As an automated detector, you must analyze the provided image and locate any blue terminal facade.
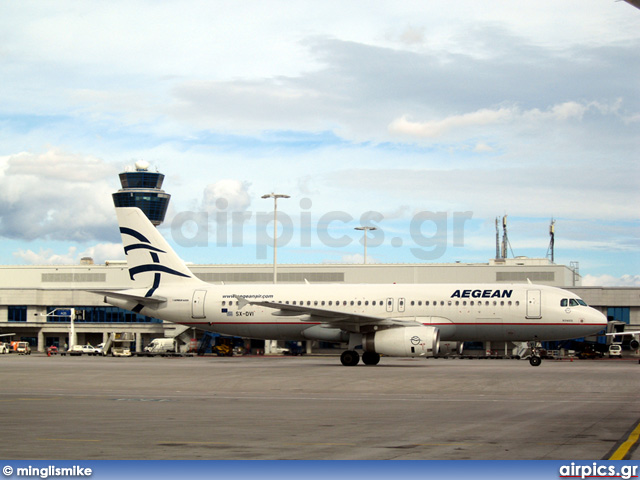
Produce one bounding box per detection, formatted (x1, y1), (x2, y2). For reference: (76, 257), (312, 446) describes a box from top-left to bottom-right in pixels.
(112, 162), (170, 226)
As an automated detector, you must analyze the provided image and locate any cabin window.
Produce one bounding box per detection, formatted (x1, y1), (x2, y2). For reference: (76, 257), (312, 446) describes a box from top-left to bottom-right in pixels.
(350, 301), (355, 306)
(365, 301), (369, 306)
(411, 300), (415, 306)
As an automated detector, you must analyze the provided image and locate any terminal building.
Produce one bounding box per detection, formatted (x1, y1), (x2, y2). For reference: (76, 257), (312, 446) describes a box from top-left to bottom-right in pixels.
(0, 164), (638, 356)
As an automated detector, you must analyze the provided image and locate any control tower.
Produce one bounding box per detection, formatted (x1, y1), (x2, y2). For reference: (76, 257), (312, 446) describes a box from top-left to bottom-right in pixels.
(112, 160), (171, 226)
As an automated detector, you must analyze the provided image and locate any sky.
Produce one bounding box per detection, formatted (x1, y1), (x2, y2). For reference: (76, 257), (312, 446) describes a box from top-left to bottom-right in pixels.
(0, 0), (638, 286)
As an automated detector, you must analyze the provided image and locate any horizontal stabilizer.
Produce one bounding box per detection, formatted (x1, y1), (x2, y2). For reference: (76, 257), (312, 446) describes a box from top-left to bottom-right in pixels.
(90, 290), (167, 305)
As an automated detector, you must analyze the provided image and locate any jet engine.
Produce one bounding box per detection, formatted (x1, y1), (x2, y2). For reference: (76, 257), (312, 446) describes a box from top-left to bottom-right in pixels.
(363, 325), (440, 357)
(630, 337), (639, 350)
(438, 341), (464, 356)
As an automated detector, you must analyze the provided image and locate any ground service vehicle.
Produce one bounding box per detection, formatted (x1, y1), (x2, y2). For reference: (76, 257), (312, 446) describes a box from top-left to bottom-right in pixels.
(66, 345), (101, 356)
(608, 344), (622, 358)
(144, 338), (177, 354)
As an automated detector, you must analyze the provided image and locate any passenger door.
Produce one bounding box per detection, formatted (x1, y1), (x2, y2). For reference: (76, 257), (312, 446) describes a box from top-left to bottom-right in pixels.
(192, 290), (207, 319)
(526, 290), (541, 319)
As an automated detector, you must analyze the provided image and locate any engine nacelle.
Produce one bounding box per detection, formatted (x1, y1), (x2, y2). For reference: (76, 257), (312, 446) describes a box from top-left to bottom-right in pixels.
(630, 337), (639, 350)
(363, 326), (440, 358)
(438, 341), (464, 356)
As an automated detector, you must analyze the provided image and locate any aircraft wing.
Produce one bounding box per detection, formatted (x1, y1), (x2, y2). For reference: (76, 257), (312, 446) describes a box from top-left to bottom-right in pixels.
(235, 296), (424, 331)
(90, 290), (167, 305)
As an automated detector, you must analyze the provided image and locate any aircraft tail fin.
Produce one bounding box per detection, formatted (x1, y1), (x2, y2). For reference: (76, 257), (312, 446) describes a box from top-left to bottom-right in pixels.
(115, 207), (204, 288)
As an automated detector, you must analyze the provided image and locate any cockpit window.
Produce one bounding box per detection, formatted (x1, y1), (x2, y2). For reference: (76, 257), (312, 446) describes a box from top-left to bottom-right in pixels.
(562, 298), (588, 307)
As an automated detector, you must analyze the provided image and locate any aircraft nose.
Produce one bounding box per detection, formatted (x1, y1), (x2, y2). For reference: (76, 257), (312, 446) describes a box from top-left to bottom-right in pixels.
(593, 308), (608, 327)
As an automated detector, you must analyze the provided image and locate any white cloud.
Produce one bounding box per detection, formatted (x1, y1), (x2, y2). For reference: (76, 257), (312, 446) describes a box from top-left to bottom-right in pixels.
(0, 148), (119, 241)
(327, 253), (379, 264)
(582, 274), (640, 287)
(201, 179), (252, 214)
(473, 142), (494, 153)
(13, 242), (124, 265)
(389, 107), (514, 138)
(0, 1), (637, 278)
(388, 101), (607, 139)
(13, 247), (78, 265)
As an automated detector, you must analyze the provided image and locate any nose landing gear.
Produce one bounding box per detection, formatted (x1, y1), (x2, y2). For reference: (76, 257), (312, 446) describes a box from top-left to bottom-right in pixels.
(528, 340), (542, 366)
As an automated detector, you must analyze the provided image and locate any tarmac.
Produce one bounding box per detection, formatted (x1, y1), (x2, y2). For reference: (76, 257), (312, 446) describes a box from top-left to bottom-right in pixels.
(0, 353), (638, 460)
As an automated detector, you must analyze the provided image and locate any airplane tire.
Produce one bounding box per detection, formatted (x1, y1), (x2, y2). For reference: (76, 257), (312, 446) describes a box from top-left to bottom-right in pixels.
(362, 351), (380, 366)
(340, 350), (360, 366)
(529, 355), (542, 367)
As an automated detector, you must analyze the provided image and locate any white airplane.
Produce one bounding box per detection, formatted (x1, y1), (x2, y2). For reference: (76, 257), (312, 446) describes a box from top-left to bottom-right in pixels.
(100, 207), (608, 367)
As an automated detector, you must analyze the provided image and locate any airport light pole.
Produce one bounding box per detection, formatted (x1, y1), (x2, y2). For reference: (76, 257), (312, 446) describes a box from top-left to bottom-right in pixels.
(354, 226), (377, 264)
(261, 193), (290, 284)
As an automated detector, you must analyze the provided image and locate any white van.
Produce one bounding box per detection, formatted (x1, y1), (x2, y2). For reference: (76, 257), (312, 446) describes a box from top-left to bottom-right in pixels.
(144, 338), (177, 354)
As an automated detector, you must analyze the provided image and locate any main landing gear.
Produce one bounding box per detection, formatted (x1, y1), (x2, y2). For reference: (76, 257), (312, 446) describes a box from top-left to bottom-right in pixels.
(340, 350), (381, 366)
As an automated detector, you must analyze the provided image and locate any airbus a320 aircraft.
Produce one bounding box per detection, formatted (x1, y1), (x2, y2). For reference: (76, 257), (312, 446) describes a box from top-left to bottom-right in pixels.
(100, 207), (607, 367)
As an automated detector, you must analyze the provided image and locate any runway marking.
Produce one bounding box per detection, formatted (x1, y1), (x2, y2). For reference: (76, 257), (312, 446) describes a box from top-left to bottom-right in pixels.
(0, 397), (61, 402)
(415, 443), (473, 446)
(282, 443), (356, 446)
(158, 441), (230, 445)
(609, 419), (640, 460)
(37, 438), (101, 443)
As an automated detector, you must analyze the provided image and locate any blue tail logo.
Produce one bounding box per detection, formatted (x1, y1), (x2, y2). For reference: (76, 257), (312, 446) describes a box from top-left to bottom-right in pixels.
(120, 226), (192, 296)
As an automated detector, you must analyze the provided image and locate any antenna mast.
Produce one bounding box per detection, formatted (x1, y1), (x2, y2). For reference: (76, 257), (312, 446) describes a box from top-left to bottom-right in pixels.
(546, 219), (555, 263)
(501, 215), (508, 259)
(495, 217), (500, 259)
